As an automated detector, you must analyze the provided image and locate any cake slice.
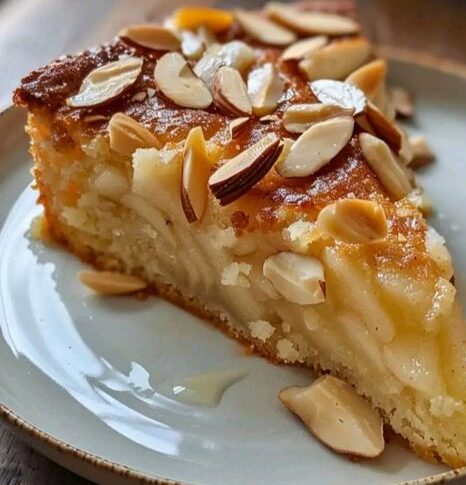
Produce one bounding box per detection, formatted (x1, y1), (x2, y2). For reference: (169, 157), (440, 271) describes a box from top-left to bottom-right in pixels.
(13, 2), (466, 468)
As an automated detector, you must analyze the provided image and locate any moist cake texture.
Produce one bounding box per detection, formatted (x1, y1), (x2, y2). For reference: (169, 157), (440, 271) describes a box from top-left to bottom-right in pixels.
(14, 1), (466, 468)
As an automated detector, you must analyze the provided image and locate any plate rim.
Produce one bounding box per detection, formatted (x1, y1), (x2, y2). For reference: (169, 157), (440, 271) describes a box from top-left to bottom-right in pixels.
(1, 51), (466, 485)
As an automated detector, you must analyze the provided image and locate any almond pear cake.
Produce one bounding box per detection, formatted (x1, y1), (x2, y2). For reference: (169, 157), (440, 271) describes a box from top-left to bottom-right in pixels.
(13, 0), (466, 469)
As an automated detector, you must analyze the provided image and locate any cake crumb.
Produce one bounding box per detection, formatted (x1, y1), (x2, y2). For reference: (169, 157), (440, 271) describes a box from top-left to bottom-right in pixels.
(221, 262), (252, 288)
(276, 338), (299, 361)
(248, 320), (275, 342)
(430, 395), (464, 418)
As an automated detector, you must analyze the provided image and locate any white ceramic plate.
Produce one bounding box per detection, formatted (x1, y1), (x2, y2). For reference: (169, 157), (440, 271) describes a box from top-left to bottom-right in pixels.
(0, 57), (466, 485)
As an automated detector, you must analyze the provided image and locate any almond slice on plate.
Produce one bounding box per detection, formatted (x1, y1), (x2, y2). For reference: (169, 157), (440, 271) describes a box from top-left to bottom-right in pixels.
(247, 63), (285, 116)
(67, 57), (143, 108)
(364, 101), (403, 153)
(345, 59), (387, 99)
(235, 9), (296, 46)
(78, 270), (147, 295)
(299, 38), (371, 81)
(229, 117), (250, 139)
(276, 116), (354, 178)
(409, 135), (435, 168)
(317, 199), (387, 244)
(171, 6), (234, 33)
(154, 52), (212, 109)
(281, 35), (328, 61)
(265, 2), (360, 36)
(108, 112), (161, 155)
(283, 103), (354, 133)
(181, 127), (210, 223)
(278, 375), (384, 458)
(118, 24), (180, 51)
(359, 132), (413, 200)
(214, 66), (252, 116)
(263, 252), (325, 305)
(209, 133), (283, 205)
(309, 79), (366, 115)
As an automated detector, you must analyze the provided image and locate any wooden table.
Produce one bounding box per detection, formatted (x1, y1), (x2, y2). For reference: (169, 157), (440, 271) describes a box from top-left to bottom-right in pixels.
(0, 0), (465, 483)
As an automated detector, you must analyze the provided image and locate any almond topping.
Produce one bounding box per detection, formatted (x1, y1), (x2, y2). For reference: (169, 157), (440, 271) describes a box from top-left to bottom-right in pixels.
(260, 114), (280, 122)
(213, 66), (252, 116)
(118, 24), (180, 51)
(276, 116), (354, 178)
(391, 87), (414, 118)
(67, 57), (143, 108)
(309, 79), (366, 115)
(409, 135), (435, 168)
(281, 35), (328, 61)
(300, 38), (371, 81)
(407, 188), (433, 217)
(247, 63), (285, 116)
(317, 199), (387, 244)
(364, 101), (403, 153)
(283, 103), (354, 133)
(209, 133), (283, 205)
(345, 59), (387, 99)
(171, 6), (234, 33)
(263, 252), (325, 305)
(359, 133), (413, 200)
(154, 52), (212, 109)
(265, 3), (360, 36)
(235, 10), (296, 46)
(229, 117), (250, 139)
(181, 127), (210, 223)
(180, 30), (205, 60)
(78, 270), (147, 295)
(278, 376), (384, 458)
(197, 26), (217, 48)
(108, 112), (161, 156)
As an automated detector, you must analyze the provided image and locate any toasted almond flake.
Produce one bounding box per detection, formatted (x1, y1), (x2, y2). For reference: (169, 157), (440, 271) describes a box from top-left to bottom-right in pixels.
(263, 252), (325, 305)
(193, 50), (224, 89)
(247, 63), (285, 116)
(131, 90), (147, 102)
(317, 199), (387, 244)
(214, 66), (252, 116)
(391, 87), (413, 118)
(181, 127), (210, 223)
(78, 270), (147, 295)
(146, 87), (156, 98)
(83, 114), (109, 123)
(300, 38), (371, 81)
(359, 133), (412, 200)
(67, 57), (143, 108)
(278, 376), (384, 458)
(345, 59), (387, 99)
(276, 116), (354, 178)
(198, 26), (217, 47)
(260, 114), (280, 122)
(265, 2), (360, 36)
(283, 103), (354, 133)
(209, 133), (283, 205)
(310, 79), (366, 115)
(407, 188), (434, 217)
(108, 112), (161, 156)
(355, 112), (376, 134)
(281, 35), (328, 61)
(235, 10), (296, 46)
(180, 30), (205, 60)
(229, 117), (250, 138)
(154, 52), (212, 109)
(409, 135), (435, 168)
(364, 101), (403, 152)
(118, 24), (180, 51)
(172, 6), (234, 33)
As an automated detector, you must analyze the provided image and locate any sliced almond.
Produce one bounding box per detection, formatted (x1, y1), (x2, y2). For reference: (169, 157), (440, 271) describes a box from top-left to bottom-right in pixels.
(180, 30), (205, 60)
(364, 101), (403, 153)
(67, 57), (143, 108)
(235, 10), (296, 46)
(154, 52), (212, 109)
(345, 59), (387, 99)
(83, 114), (109, 123)
(265, 2), (360, 36)
(198, 26), (217, 48)
(108, 112), (161, 156)
(209, 133), (283, 205)
(300, 38), (371, 81)
(283, 103), (354, 133)
(247, 63), (285, 116)
(409, 135), (435, 168)
(359, 132), (412, 200)
(193, 50), (224, 89)
(229, 117), (250, 139)
(278, 376), (384, 458)
(309, 79), (366, 115)
(214, 66), (252, 116)
(181, 127), (210, 223)
(78, 270), (147, 295)
(119, 24), (180, 51)
(317, 199), (387, 244)
(407, 188), (433, 217)
(263, 252), (325, 305)
(260, 114), (280, 122)
(281, 36), (328, 61)
(391, 87), (414, 118)
(171, 6), (234, 33)
(276, 116), (354, 178)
